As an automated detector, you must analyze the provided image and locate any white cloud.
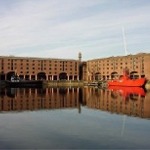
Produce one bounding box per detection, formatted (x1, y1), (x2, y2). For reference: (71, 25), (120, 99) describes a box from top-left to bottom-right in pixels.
(0, 0), (150, 59)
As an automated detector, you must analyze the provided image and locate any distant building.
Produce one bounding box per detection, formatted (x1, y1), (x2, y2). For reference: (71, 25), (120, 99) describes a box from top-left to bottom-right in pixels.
(0, 52), (150, 81)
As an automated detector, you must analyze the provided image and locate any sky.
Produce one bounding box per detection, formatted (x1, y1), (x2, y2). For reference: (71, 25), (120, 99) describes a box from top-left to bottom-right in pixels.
(0, 0), (150, 60)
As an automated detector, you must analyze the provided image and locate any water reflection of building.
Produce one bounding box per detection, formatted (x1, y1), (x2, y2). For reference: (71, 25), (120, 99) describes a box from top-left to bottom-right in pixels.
(0, 87), (150, 119)
(0, 88), (81, 112)
(84, 87), (150, 119)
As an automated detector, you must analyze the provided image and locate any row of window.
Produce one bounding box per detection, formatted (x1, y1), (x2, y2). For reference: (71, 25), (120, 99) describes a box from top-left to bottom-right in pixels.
(5, 62), (76, 67)
(2, 67), (75, 70)
(1, 66), (78, 71)
(90, 66), (144, 72)
(18, 71), (77, 75)
(3, 59), (77, 64)
(91, 61), (144, 67)
(90, 57), (144, 64)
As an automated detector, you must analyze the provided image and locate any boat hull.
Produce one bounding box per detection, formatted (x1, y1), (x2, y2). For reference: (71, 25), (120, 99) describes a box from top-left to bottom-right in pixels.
(5, 80), (43, 88)
(108, 78), (146, 87)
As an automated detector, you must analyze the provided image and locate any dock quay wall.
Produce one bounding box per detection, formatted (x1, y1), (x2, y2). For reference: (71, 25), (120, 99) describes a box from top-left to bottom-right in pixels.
(145, 80), (150, 90)
(43, 80), (84, 87)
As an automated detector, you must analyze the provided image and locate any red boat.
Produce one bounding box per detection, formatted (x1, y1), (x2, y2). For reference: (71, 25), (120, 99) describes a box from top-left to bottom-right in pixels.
(108, 68), (146, 87)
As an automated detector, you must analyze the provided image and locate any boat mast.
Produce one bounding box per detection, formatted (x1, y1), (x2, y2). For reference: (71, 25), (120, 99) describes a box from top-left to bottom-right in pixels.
(122, 27), (128, 55)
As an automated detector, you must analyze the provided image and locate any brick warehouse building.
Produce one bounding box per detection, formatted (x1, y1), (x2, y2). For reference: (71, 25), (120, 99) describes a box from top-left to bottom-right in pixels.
(0, 56), (80, 81)
(82, 53), (150, 81)
(0, 52), (150, 81)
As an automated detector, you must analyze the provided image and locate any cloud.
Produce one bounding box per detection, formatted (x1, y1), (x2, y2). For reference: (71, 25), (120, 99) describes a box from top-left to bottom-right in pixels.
(0, 0), (150, 59)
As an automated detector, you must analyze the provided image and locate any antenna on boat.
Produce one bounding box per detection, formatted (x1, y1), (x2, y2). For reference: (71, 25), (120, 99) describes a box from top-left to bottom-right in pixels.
(122, 27), (128, 55)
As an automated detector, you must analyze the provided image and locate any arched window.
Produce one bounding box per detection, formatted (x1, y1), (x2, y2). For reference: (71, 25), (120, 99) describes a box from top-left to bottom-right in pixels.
(130, 71), (139, 79)
(111, 72), (119, 79)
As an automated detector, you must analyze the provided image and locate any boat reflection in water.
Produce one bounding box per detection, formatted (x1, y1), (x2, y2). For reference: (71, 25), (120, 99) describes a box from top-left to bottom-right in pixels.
(0, 87), (150, 119)
(108, 86), (146, 99)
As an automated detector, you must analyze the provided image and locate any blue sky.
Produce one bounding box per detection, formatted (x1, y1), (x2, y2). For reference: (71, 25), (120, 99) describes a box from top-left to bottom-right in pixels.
(0, 0), (150, 60)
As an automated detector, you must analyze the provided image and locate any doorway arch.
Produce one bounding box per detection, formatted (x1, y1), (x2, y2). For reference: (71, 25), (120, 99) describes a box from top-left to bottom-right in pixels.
(6, 71), (15, 80)
(0, 73), (5, 80)
(59, 72), (67, 80)
(95, 72), (101, 81)
(37, 72), (46, 80)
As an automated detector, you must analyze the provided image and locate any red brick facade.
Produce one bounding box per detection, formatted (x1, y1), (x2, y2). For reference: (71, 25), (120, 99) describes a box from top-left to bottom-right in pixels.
(83, 53), (150, 81)
(0, 53), (150, 81)
(0, 56), (80, 81)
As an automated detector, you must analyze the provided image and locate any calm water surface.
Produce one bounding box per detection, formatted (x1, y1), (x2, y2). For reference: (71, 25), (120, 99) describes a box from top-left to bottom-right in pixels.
(0, 87), (150, 149)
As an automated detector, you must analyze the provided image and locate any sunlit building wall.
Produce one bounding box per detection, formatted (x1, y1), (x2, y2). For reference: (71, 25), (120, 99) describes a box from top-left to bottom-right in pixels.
(0, 53), (150, 81)
(84, 53), (150, 81)
(0, 56), (80, 81)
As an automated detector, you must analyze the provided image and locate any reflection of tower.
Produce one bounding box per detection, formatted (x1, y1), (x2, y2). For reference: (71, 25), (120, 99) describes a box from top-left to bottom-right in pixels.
(78, 52), (83, 80)
(78, 88), (83, 114)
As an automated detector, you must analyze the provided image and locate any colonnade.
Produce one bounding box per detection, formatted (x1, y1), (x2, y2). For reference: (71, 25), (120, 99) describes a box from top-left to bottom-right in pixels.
(0, 73), (80, 81)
